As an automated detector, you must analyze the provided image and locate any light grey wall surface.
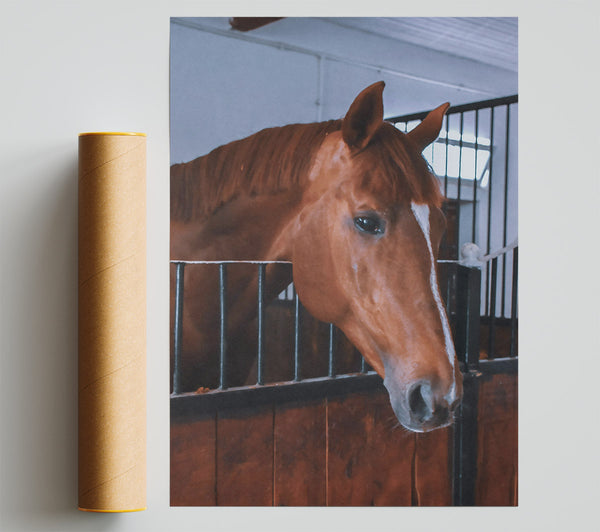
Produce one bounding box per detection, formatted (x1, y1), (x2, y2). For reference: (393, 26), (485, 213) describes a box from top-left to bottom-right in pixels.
(1, 2), (599, 532)
(170, 17), (518, 164)
(170, 22), (320, 164)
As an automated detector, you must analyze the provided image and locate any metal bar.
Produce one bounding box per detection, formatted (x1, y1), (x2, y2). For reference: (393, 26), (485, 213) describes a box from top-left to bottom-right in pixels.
(360, 355), (367, 373)
(444, 114), (450, 197)
(456, 112), (464, 247)
(219, 263), (228, 389)
(294, 289), (301, 381)
(485, 107), (495, 316)
(172, 262), (185, 395)
(501, 104), (511, 317)
(328, 323), (336, 377)
(510, 248), (519, 357)
(472, 109), (479, 243)
(171, 372), (381, 420)
(445, 262), (455, 321)
(455, 265), (482, 370)
(488, 257), (498, 359)
(430, 125), (435, 167)
(447, 94), (519, 115)
(257, 263), (266, 385)
(387, 94), (518, 123)
(172, 359), (516, 423)
(479, 356), (518, 375)
(440, 115), (451, 259)
(434, 137), (485, 151)
(453, 369), (480, 506)
(453, 265), (482, 505)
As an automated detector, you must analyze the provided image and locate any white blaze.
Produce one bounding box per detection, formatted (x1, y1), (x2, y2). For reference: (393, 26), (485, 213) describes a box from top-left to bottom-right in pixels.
(410, 202), (456, 399)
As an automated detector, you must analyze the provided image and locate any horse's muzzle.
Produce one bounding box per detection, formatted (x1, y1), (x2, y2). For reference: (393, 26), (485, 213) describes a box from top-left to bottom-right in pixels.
(385, 375), (462, 432)
(406, 380), (460, 430)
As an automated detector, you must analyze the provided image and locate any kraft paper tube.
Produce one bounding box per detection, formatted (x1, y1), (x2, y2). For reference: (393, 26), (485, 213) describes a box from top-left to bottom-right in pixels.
(78, 132), (146, 512)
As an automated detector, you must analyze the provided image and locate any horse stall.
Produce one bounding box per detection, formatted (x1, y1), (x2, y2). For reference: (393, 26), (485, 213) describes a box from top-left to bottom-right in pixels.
(169, 94), (518, 506)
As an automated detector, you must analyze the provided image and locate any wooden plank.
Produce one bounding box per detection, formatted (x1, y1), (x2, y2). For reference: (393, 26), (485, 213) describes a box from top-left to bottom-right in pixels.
(414, 428), (452, 506)
(476, 373), (518, 505)
(480, 320), (517, 359)
(327, 390), (414, 506)
(216, 404), (274, 505)
(273, 399), (327, 506)
(170, 414), (216, 506)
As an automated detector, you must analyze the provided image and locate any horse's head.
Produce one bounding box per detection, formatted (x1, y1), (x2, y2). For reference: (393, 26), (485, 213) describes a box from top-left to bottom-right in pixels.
(290, 82), (462, 432)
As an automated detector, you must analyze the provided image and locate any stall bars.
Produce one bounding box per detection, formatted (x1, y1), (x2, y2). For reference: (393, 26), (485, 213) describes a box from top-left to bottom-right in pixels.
(171, 260), (371, 397)
(170, 258), (517, 505)
(390, 94), (518, 330)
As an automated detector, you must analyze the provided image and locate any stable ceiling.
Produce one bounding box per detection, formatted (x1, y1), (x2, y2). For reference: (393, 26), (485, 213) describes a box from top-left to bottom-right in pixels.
(321, 18), (518, 73)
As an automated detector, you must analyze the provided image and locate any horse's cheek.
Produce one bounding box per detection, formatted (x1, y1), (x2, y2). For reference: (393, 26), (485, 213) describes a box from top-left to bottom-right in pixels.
(291, 228), (347, 324)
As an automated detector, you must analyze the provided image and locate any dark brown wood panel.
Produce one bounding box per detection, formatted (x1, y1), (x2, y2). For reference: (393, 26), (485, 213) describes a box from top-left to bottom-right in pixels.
(229, 17), (284, 32)
(216, 404), (274, 505)
(480, 321), (518, 359)
(476, 373), (518, 505)
(170, 414), (216, 506)
(170, 369), (517, 506)
(273, 399), (327, 506)
(327, 390), (414, 506)
(414, 428), (452, 506)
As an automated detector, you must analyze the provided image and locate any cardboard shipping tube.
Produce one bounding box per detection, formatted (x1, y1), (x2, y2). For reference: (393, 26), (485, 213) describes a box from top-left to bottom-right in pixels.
(78, 132), (146, 512)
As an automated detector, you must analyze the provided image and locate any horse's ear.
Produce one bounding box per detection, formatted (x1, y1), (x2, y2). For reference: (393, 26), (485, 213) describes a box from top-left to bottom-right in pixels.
(342, 81), (385, 151)
(407, 102), (450, 152)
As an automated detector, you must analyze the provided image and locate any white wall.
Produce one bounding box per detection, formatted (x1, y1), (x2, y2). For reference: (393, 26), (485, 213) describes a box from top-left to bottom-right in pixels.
(170, 17), (517, 163)
(1, 2), (599, 532)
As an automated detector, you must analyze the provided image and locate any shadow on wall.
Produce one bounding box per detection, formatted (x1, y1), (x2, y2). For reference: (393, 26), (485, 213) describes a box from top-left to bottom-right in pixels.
(0, 144), (111, 528)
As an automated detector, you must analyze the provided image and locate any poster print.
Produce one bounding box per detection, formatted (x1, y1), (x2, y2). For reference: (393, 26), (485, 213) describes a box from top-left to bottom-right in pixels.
(169, 17), (518, 506)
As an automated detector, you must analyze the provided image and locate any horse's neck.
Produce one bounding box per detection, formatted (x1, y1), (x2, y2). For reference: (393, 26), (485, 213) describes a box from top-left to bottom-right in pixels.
(170, 189), (302, 261)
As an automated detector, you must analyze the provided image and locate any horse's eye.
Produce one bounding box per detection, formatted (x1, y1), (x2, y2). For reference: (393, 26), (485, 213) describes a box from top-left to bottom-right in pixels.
(353, 215), (385, 235)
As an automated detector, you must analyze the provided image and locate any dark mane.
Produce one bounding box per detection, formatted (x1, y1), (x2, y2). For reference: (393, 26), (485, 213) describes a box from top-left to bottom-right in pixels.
(171, 119), (342, 222)
(355, 122), (444, 208)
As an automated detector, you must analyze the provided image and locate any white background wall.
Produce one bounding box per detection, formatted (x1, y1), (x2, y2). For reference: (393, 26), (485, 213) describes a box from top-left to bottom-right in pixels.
(170, 17), (517, 164)
(1, 2), (599, 532)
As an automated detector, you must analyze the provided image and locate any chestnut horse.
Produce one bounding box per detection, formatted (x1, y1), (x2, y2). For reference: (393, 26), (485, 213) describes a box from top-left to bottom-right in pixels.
(170, 81), (462, 432)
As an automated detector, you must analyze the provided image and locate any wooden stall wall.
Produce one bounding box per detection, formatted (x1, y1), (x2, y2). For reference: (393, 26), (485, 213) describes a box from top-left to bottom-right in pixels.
(476, 373), (518, 506)
(171, 372), (516, 506)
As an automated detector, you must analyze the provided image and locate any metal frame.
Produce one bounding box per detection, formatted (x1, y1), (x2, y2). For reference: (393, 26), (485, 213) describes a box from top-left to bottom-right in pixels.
(387, 95), (518, 123)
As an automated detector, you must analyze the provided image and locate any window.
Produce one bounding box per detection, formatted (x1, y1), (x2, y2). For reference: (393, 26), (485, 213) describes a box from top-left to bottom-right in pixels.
(395, 122), (491, 187)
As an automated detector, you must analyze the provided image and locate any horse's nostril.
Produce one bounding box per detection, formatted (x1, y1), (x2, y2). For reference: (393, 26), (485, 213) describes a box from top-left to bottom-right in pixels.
(408, 381), (434, 423)
(407, 381), (456, 426)
(436, 406), (450, 425)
